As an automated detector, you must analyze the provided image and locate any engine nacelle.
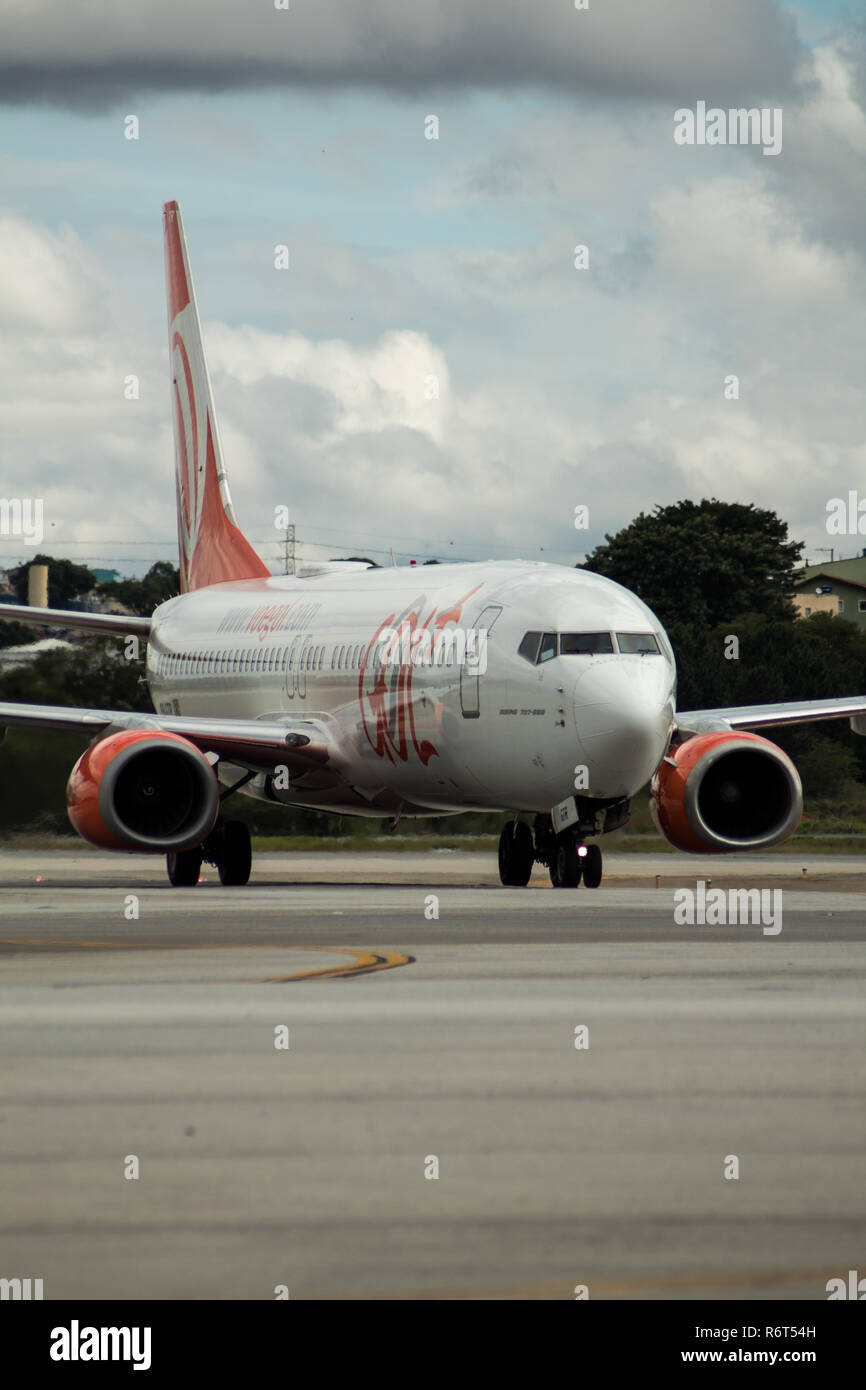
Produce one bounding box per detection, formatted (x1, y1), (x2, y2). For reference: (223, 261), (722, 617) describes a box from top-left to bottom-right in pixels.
(67, 729), (220, 853)
(650, 730), (802, 853)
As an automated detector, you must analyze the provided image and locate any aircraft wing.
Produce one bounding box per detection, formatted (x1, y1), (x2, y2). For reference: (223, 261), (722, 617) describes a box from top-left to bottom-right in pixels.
(676, 696), (866, 736)
(0, 603), (151, 637)
(0, 701), (332, 772)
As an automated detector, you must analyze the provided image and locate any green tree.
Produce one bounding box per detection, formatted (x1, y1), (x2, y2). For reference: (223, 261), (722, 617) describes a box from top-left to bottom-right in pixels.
(0, 618), (40, 649)
(97, 561), (180, 616)
(581, 499), (802, 632)
(7, 554), (98, 608)
(0, 639), (150, 712)
(0, 639), (152, 833)
(690, 612), (866, 795)
(580, 502), (866, 798)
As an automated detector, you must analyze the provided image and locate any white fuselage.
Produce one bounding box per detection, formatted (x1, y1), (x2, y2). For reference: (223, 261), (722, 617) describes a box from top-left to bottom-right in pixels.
(146, 561), (677, 817)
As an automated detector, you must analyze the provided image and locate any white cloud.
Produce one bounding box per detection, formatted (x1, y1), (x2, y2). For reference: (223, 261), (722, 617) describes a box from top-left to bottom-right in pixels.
(0, 213), (104, 331)
(2, 25), (866, 577)
(207, 323), (451, 445)
(651, 175), (851, 308)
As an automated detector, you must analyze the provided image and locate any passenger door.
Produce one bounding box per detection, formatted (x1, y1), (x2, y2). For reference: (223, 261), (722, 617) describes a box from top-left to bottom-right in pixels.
(460, 605), (502, 718)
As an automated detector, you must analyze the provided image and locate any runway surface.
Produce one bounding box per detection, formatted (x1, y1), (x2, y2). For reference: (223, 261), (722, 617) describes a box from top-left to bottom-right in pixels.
(1, 851), (864, 1300)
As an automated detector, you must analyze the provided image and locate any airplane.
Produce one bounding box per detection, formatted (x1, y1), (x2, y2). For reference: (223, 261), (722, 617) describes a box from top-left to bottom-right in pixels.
(2, 200), (866, 891)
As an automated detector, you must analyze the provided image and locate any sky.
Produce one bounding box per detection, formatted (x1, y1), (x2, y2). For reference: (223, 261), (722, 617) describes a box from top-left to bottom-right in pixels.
(0, 0), (864, 577)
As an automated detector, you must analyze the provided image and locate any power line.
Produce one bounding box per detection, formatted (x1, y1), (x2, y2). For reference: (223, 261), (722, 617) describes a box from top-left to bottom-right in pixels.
(0, 525), (578, 568)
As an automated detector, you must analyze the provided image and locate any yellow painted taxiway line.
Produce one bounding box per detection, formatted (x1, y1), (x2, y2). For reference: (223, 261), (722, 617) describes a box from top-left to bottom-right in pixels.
(0, 938), (415, 982)
(261, 947), (414, 982)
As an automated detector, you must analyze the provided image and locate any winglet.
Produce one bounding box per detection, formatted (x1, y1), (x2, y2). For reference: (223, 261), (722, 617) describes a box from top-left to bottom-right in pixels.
(163, 201), (270, 592)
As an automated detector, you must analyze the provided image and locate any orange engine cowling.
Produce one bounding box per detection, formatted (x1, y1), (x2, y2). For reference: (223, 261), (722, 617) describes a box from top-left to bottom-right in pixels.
(650, 730), (802, 854)
(67, 729), (220, 853)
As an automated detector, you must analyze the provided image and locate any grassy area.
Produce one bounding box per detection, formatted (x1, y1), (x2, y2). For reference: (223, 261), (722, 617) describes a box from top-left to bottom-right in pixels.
(608, 833), (866, 855)
(4, 829), (866, 855)
(249, 835), (501, 853)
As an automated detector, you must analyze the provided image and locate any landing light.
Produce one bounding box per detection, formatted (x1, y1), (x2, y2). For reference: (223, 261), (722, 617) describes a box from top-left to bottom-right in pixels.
(577, 845), (588, 857)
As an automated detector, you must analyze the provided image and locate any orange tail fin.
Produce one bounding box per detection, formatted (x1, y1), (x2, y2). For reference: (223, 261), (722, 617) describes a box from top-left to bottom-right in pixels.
(163, 201), (270, 592)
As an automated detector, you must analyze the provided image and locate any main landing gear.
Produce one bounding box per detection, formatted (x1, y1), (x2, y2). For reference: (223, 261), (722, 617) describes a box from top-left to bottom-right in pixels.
(166, 767), (256, 888)
(166, 819), (252, 887)
(497, 812), (607, 889)
(498, 820), (535, 886)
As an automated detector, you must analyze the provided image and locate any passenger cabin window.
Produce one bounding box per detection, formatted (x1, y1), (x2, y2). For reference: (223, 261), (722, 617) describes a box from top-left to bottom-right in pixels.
(615, 632), (660, 655)
(560, 632), (614, 655)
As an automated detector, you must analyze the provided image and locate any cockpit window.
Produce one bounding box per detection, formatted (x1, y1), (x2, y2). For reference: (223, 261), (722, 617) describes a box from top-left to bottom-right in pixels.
(520, 628), (663, 664)
(560, 632), (614, 655)
(616, 632), (660, 654)
(517, 631), (542, 664)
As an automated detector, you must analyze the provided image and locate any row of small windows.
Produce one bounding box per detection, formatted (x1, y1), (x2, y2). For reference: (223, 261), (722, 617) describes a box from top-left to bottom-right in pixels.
(803, 600), (866, 616)
(517, 630), (662, 664)
(154, 642), (369, 679)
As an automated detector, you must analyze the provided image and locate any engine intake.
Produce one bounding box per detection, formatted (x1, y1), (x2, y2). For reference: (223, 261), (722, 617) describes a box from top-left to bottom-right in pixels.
(650, 730), (802, 853)
(67, 729), (220, 852)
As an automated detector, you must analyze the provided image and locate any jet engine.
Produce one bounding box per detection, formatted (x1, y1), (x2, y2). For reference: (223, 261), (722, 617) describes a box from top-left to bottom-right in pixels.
(67, 729), (220, 852)
(650, 730), (802, 853)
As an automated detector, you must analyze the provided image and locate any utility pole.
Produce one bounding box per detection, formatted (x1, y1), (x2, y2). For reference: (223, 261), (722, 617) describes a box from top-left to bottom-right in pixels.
(283, 523), (296, 576)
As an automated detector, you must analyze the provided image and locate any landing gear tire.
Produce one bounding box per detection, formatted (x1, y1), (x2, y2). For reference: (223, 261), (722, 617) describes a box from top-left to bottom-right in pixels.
(582, 843), (603, 889)
(166, 845), (202, 887)
(551, 838), (581, 888)
(216, 820), (252, 886)
(498, 821), (534, 887)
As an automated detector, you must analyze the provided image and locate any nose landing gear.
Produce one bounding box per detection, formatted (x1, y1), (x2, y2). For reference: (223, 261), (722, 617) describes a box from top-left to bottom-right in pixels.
(553, 837), (582, 887)
(549, 835), (602, 888)
(581, 842), (603, 889)
(497, 814), (604, 888)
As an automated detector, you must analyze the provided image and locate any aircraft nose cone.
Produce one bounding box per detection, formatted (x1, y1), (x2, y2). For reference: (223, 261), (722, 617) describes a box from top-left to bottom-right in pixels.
(574, 659), (673, 790)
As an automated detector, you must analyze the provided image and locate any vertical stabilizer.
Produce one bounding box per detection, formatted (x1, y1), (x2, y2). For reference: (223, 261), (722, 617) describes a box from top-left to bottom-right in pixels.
(163, 201), (270, 592)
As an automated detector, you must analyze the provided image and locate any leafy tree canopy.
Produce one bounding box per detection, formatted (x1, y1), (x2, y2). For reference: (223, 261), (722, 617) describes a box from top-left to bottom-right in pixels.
(581, 499), (803, 633)
(0, 619), (41, 649)
(7, 554), (98, 608)
(0, 640), (150, 712)
(97, 561), (180, 616)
